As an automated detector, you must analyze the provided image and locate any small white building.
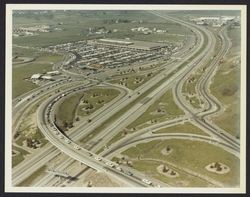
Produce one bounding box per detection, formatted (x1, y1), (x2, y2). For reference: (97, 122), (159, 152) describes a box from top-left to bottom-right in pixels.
(31, 73), (42, 80)
(47, 70), (60, 76)
(41, 75), (53, 80)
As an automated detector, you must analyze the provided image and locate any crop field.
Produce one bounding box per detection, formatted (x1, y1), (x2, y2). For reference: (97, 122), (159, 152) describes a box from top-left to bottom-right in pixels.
(121, 139), (240, 187)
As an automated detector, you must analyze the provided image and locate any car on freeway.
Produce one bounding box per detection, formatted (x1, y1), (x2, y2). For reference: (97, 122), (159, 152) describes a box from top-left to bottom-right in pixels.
(59, 135), (64, 139)
(105, 161), (115, 168)
(124, 171), (133, 176)
(65, 139), (71, 144)
(88, 152), (93, 156)
(74, 145), (81, 150)
(142, 179), (152, 185)
(115, 166), (123, 172)
(94, 156), (102, 161)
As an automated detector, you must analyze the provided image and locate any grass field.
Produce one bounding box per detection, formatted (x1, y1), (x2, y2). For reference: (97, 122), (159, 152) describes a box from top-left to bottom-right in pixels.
(122, 139), (240, 187)
(76, 88), (120, 117)
(12, 50), (63, 98)
(109, 71), (161, 90)
(130, 160), (213, 187)
(210, 27), (240, 136)
(56, 92), (85, 129)
(127, 90), (184, 130)
(15, 97), (49, 149)
(56, 88), (120, 130)
(13, 10), (191, 47)
(154, 122), (208, 136)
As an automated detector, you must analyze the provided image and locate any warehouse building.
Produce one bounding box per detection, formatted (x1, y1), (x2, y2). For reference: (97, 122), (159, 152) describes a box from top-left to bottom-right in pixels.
(94, 39), (168, 51)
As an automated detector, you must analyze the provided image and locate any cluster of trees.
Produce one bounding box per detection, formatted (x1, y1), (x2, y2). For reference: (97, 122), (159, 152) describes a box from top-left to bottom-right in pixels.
(162, 165), (176, 175)
(26, 138), (41, 149)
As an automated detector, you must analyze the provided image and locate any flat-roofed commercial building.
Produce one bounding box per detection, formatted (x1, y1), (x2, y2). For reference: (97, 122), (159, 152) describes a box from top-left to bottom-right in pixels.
(93, 39), (168, 51)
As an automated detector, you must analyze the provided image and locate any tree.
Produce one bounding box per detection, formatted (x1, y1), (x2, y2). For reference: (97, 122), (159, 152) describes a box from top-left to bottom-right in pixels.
(68, 122), (73, 128)
(166, 146), (171, 152)
(75, 117), (80, 121)
(63, 121), (68, 128)
(162, 165), (169, 173)
(87, 181), (92, 187)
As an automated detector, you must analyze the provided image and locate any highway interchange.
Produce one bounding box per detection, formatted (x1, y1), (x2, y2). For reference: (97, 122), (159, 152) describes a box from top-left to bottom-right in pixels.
(11, 11), (240, 188)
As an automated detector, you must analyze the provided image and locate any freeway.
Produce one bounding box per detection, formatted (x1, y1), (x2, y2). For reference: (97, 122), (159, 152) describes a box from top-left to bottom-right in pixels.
(149, 12), (239, 151)
(173, 24), (240, 150)
(32, 11), (212, 187)
(37, 92), (168, 187)
(104, 133), (240, 159)
(12, 83), (129, 186)
(11, 11), (238, 188)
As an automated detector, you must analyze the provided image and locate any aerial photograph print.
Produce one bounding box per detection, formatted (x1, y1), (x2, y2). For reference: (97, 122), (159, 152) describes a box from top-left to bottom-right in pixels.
(5, 4), (246, 194)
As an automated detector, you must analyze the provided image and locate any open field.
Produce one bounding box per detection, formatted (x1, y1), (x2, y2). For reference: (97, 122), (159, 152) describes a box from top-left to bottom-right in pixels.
(121, 139), (240, 187)
(210, 27), (240, 137)
(13, 11), (191, 47)
(15, 97), (49, 162)
(127, 90), (184, 129)
(109, 70), (161, 90)
(76, 88), (120, 117)
(56, 88), (120, 131)
(56, 92), (85, 130)
(12, 51), (63, 98)
(154, 122), (208, 136)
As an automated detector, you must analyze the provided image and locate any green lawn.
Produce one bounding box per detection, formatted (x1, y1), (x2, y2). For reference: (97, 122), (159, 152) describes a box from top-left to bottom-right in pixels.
(122, 139), (240, 187)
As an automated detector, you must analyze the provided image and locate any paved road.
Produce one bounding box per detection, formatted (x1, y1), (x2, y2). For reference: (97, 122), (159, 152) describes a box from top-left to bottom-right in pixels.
(32, 11), (209, 187)
(12, 12), (237, 188)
